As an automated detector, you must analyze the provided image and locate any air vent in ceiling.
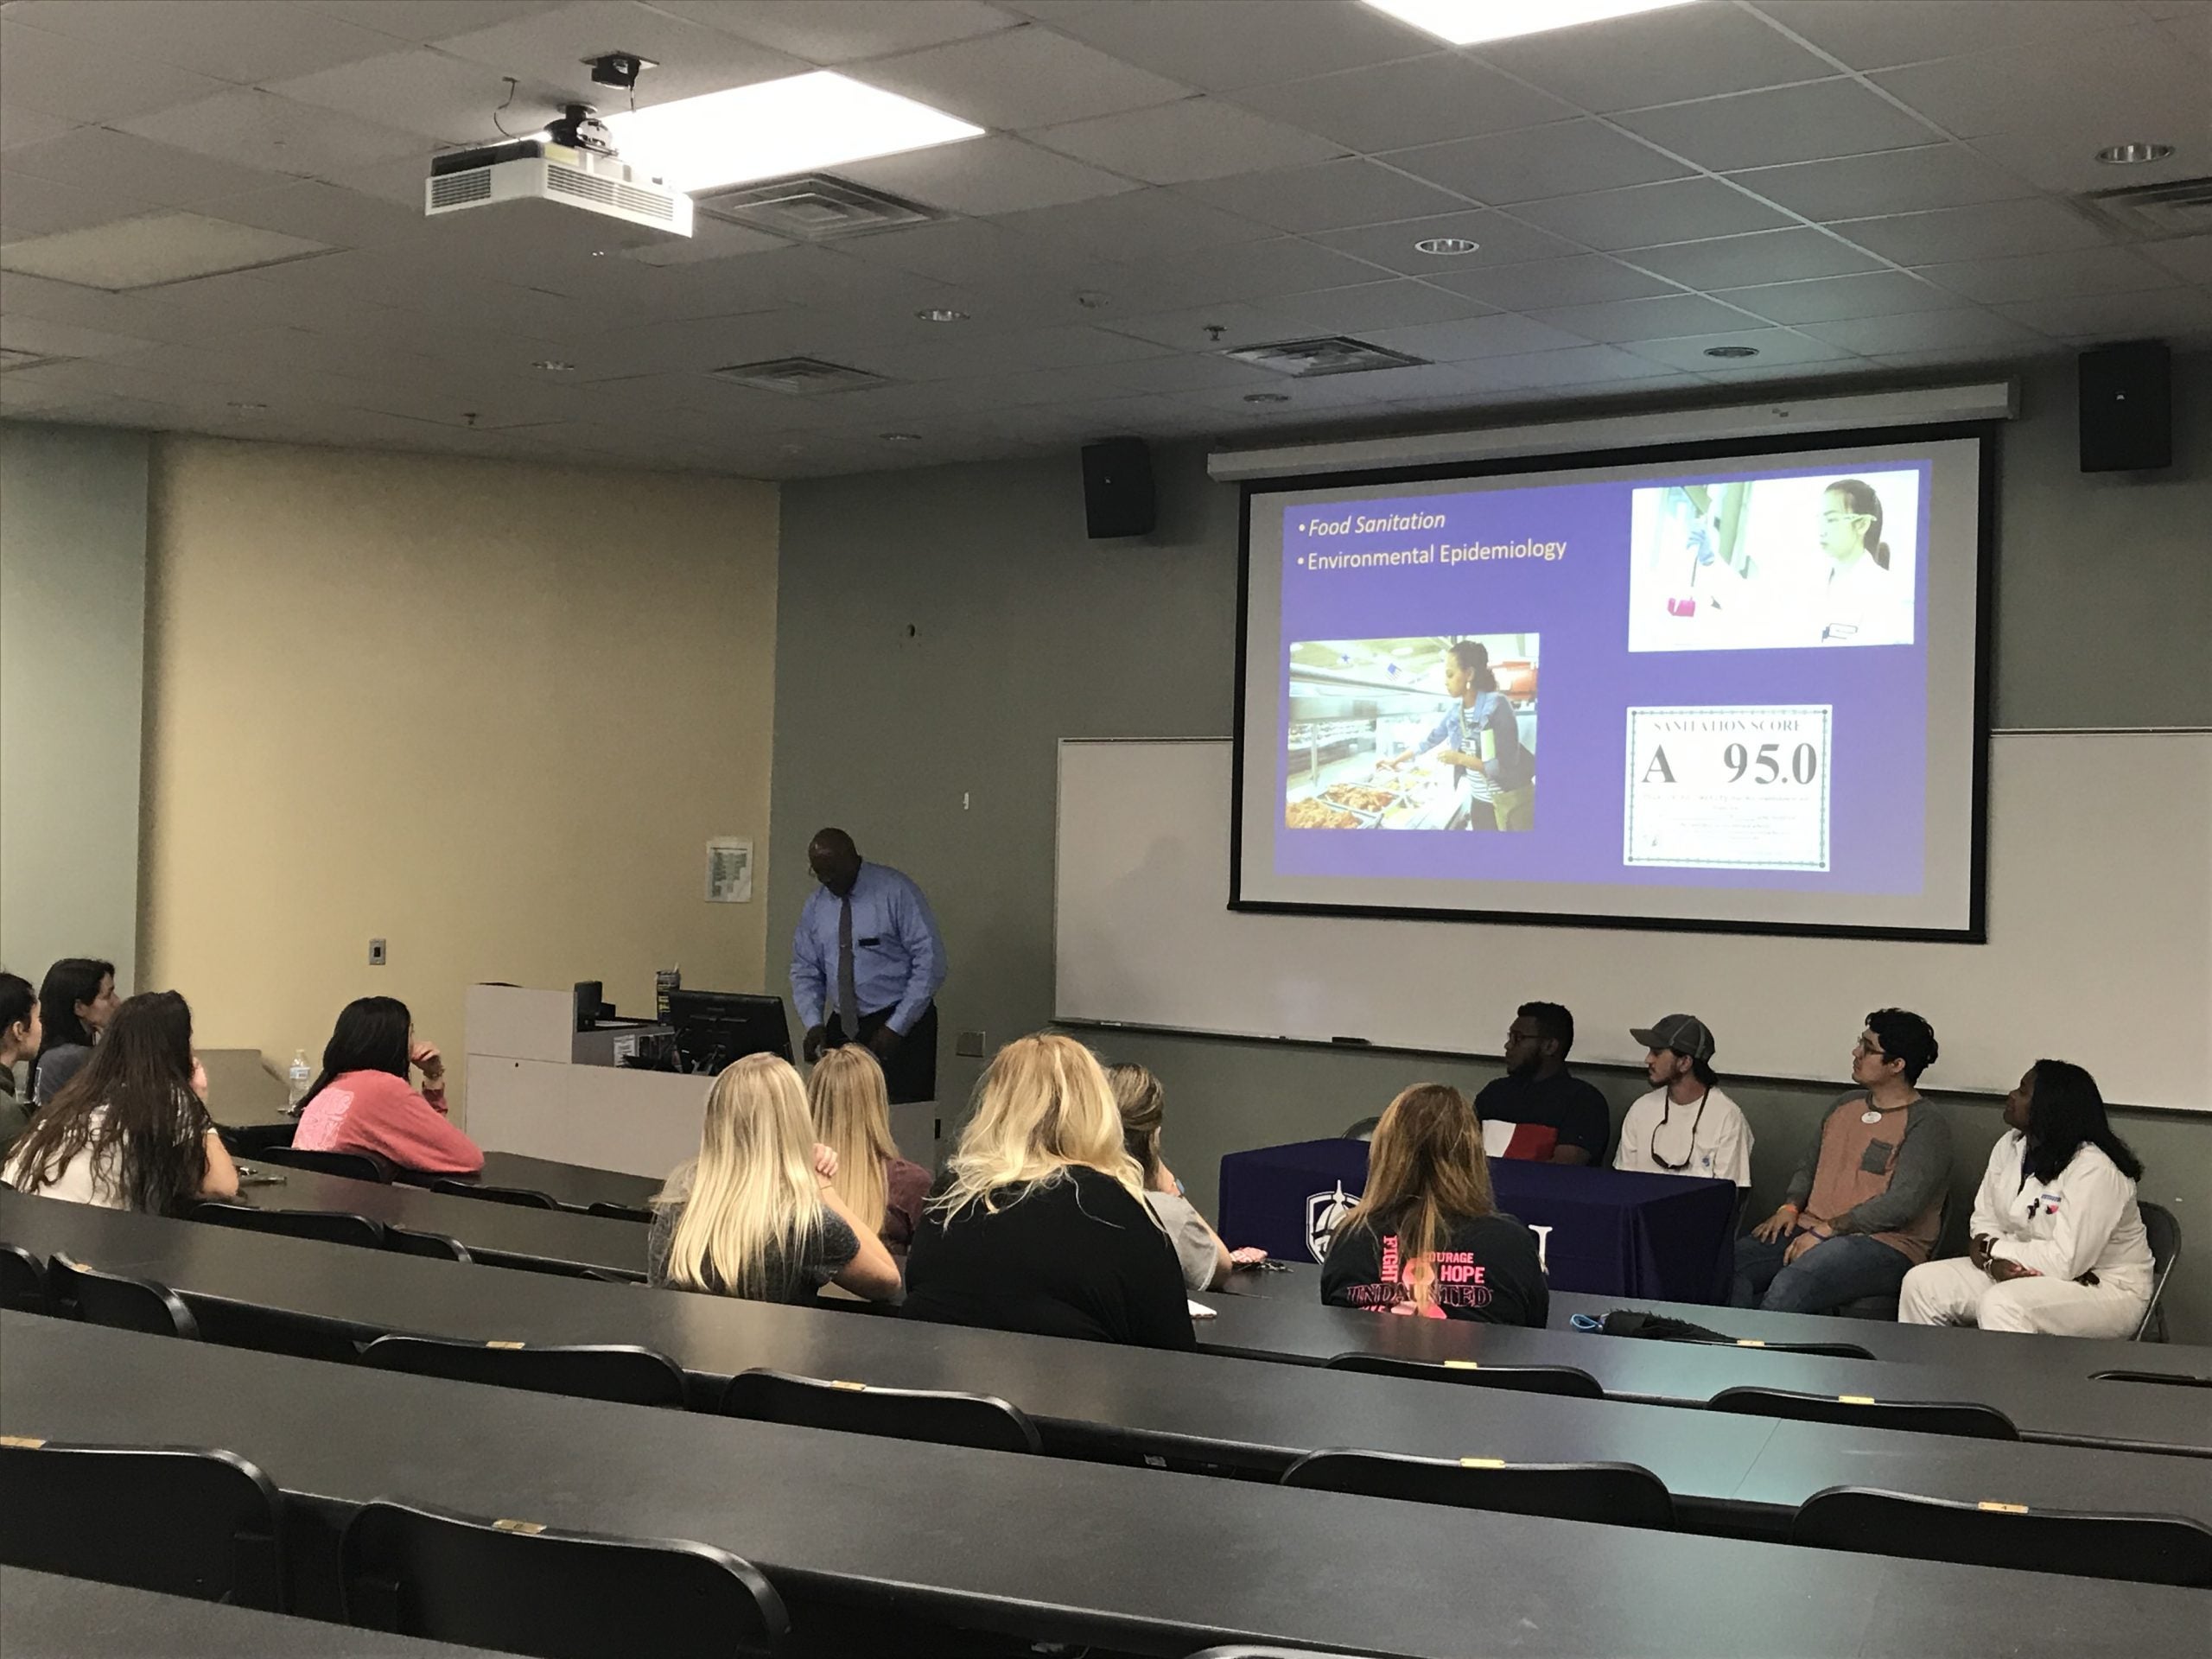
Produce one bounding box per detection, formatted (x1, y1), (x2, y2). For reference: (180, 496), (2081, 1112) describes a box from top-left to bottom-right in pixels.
(2073, 176), (2212, 240)
(1223, 335), (1429, 378)
(692, 174), (940, 241)
(713, 356), (888, 394)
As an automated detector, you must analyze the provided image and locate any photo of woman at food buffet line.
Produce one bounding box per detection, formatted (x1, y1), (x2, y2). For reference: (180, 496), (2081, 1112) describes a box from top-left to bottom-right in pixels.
(1284, 636), (1537, 833)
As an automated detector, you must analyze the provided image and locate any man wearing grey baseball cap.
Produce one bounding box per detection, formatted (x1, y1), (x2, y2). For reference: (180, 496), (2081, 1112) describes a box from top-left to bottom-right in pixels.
(1614, 1014), (1753, 1187)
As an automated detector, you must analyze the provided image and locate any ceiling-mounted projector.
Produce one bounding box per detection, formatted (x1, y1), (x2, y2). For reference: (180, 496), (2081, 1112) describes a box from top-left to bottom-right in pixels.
(425, 120), (693, 238)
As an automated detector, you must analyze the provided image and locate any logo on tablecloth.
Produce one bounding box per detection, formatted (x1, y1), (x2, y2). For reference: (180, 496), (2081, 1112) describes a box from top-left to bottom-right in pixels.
(1306, 1182), (1359, 1263)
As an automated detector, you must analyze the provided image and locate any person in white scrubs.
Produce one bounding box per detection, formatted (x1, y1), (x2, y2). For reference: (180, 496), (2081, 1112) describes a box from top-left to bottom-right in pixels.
(1898, 1060), (2155, 1338)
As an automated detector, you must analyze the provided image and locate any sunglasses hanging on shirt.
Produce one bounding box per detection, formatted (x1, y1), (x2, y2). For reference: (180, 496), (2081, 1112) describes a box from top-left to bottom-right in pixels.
(1649, 1091), (1710, 1173)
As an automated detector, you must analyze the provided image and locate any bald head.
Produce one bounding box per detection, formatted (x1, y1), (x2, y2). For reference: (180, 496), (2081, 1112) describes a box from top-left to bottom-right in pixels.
(808, 828), (862, 896)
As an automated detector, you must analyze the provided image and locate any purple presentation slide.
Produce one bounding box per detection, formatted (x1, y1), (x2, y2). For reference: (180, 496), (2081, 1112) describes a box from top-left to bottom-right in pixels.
(1272, 460), (1934, 896)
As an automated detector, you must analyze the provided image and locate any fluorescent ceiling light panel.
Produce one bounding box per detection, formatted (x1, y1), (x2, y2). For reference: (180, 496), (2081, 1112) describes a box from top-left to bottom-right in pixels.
(602, 72), (982, 194)
(0, 213), (331, 290)
(1363, 0), (1700, 47)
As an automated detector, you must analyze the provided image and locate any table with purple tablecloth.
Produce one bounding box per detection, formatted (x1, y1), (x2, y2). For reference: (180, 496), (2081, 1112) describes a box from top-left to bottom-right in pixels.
(1217, 1137), (1739, 1303)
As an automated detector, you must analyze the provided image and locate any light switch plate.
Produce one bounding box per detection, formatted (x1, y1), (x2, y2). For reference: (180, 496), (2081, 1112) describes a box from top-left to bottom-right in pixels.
(956, 1028), (986, 1058)
(368, 938), (387, 966)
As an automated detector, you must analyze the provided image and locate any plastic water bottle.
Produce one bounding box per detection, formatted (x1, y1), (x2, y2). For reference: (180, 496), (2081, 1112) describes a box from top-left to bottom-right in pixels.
(286, 1049), (313, 1112)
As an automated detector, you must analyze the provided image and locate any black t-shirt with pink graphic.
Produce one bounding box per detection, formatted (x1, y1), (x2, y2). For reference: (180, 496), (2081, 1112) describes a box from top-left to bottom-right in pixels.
(1319, 1207), (1549, 1326)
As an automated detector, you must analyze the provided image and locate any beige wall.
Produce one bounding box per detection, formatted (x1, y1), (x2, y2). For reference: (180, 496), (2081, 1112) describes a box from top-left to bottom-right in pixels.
(139, 437), (779, 1121)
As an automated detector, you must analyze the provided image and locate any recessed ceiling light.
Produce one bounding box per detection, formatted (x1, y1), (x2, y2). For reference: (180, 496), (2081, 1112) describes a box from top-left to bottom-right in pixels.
(881, 431), (923, 442)
(2095, 142), (2176, 165)
(0, 212), (331, 291)
(602, 71), (982, 194)
(1364, 0), (1698, 46)
(534, 359), (576, 372)
(916, 308), (969, 323)
(1703, 345), (1760, 359)
(1414, 236), (1480, 256)
(1244, 392), (1292, 404)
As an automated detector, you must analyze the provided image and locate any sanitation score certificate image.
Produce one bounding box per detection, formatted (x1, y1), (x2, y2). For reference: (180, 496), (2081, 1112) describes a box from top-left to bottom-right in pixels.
(1624, 705), (1834, 873)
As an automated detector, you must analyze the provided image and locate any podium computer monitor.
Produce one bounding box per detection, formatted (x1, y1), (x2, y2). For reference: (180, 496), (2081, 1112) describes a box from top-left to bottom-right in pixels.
(666, 990), (791, 1074)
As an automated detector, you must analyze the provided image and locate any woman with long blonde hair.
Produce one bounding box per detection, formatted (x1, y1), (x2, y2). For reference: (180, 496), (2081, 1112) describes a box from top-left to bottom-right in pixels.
(1319, 1083), (1548, 1325)
(903, 1033), (1193, 1349)
(649, 1052), (899, 1304)
(807, 1045), (931, 1249)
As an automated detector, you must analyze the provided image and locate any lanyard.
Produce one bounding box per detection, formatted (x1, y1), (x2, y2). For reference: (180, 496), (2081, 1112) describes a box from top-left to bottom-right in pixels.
(1650, 1090), (1709, 1172)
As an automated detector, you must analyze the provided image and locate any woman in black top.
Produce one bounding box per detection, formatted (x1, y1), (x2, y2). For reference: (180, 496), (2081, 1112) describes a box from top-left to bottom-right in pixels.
(1320, 1083), (1548, 1326)
(903, 1033), (1194, 1349)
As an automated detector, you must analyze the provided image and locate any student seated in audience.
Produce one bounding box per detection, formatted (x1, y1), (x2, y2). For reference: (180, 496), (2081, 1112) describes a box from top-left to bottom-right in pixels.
(3, 990), (238, 1210)
(1734, 1008), (1951, 1313)
(902, 1033), (1195, 1349)
(1613, 1013), (1752, 1187)
(1899, 1060), (2155, 1338)
(29, 957), (119, 1108)
(1320, 1084), (1549, 1325)
(0, 971), (41, 1154)
(1109, 1061), (1256, 1292)
(1474, 1001), (1611, 1164)
(807, 1044), (931, 1251)
(650, 1052), (900, 1304)
(294, 996), (483, 1175)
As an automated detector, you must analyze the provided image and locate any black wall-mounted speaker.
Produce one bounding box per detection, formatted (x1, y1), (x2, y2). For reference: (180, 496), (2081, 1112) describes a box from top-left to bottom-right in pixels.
(2078, 340), (2171, 473)
(1081, 437), (1155, 538)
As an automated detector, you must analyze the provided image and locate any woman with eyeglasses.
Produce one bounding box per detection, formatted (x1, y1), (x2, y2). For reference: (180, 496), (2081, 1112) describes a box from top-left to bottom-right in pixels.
(1898, 1061), (2155, 1338)
(1611, 1014), (1753, 1188)
(1812, 477), (1909, 647)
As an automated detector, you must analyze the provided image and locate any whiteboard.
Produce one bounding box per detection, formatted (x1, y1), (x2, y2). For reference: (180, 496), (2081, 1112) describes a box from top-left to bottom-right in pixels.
(1054, 734), (2211, 1112)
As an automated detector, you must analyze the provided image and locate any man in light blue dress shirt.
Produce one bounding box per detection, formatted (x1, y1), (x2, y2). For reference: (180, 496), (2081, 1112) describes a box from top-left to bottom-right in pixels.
(791, 827), (947, 1103)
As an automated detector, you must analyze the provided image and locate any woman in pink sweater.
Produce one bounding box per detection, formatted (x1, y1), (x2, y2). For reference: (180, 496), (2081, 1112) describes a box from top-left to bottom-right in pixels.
(293, 996), (482, 1176)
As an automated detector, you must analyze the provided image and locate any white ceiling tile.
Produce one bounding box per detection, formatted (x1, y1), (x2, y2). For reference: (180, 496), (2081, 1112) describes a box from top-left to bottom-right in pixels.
(1915, 245), (2184, 306)
(1225, 54), (1573, 155)
(1029, 97), (1341, 186)
(0, 312), (162, 360)
(1178, 159), (1470, 234)
(1475, 344), (1691, 388)
(836, 136), (1136, 216)
(304, 3), (572, 46)
(1280, 280), (1496, 335)
(653, 1), (1019, 62)
(1713, 269), (1968, 324)
(1830, 199), (2110, 265)
(1422, 254), (1681, 308)
(1622, 226), (1881, 287)
(1754, 2), (2146, 72)
(1525, 292), (1768, 344)
(1510, 177), (1793, 251)
(1871, 26), (2209, 142)
(1386, 120), (1690, 206)
(1480, 3), (1836, 112)
(3, 129), (295, 210)
(433, 1), (809, 109)
(1614, 78), (1942, 172)
(1362, 314), (1595, 363)
(1141, 237), (1400, 304)
(7, 0), (404, 82)
(120, 89), (429, 177)
(265, 48), (543, 147)
(2142, 235), (2212, 285)
(0, 19), (230, 124)
(1963, 128), (2206, 200)
(992, 189), (1273, 259)
(1797, 308), (2049, 355)
(1624, 327), (1857, 371)
(0, 103), (79, 152)
(1311, 211), (1580, 276)
(830, 218), (1065, 286)
(1999, 283), (2212, 342)
(191, 180), (431, 249)
(1029, 0), (1436, 92)
(0, 170), (157, 238)
(1727, 144), (2037, 222)
(2158, 5), (2212, 60)
(1092, 299), (1321, 352)
(857, 25), (1192, 131)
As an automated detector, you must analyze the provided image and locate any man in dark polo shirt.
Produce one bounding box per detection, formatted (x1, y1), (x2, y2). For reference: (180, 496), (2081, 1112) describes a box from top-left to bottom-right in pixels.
(1473, 1001), (1612, 1165)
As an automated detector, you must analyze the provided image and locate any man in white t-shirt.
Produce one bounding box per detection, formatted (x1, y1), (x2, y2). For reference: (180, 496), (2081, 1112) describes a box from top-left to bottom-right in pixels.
(1613, 1014), (1752, 1187)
